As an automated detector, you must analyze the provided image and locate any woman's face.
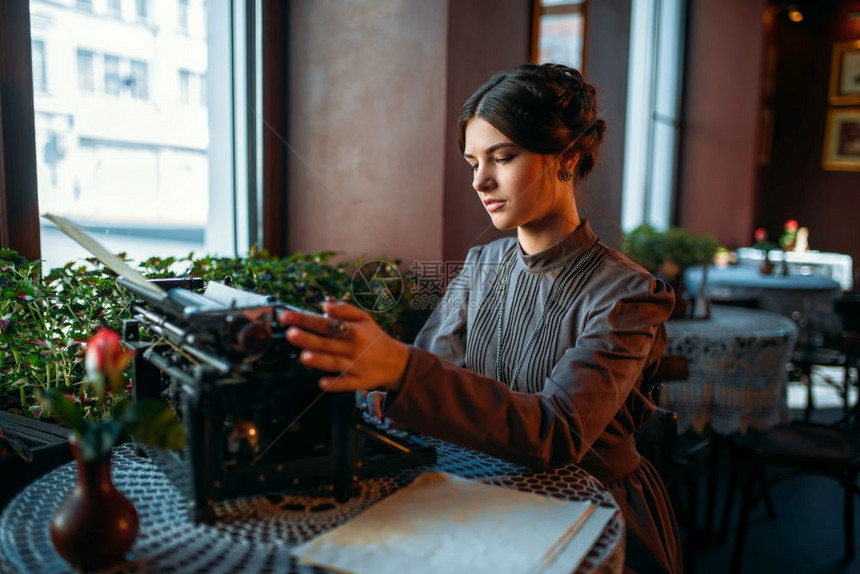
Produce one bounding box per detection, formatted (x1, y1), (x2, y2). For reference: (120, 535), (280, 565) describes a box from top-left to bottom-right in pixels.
(463, 118), (573, 233)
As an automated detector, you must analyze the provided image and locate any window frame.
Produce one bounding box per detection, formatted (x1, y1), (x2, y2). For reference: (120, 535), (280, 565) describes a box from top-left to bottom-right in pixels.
(129, 58), (149, 100)
(104, 54), (122, 96)
(178, 0), (190, 34)
(530, 0), (588, 73)
(135, 0), (148, 23)
(0, 2), (41, 259)
(107, 0), (122, 19)
(76, 48), (95, 94)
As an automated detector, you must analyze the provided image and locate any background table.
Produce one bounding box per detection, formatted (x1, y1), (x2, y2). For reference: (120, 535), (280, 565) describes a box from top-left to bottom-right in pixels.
(735, 248), (854, 291)
(0, 440), (624, 574)
(662, 305), (799, 435)
(684, 265), (841, 346)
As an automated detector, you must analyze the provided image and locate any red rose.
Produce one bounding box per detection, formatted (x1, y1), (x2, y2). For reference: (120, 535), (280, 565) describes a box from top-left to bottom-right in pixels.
(85, 328), (134, 395)
(754, 228), (768, 243)
(784, 219), (799, 232)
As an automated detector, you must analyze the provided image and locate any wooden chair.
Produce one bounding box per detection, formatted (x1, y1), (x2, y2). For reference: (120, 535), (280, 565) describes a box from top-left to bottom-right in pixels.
(791, 294), (860, 421)
(722, 349), (860, 572)
(637, 354), (708, 574)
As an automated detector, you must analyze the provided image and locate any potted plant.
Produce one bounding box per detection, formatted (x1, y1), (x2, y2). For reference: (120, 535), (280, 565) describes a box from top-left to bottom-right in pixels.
(1, 247), (417, 418)
(623, 225), (720, 318)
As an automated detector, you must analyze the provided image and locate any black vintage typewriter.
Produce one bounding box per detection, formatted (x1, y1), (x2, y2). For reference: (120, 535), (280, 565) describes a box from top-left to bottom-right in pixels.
(118, 275), (436, 522)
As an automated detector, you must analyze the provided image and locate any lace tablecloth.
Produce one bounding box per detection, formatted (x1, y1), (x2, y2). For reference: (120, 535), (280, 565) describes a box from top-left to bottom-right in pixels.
(0, 440), (623, 574)
(662, 305), (799, 434)
(685, 265), (841, 346)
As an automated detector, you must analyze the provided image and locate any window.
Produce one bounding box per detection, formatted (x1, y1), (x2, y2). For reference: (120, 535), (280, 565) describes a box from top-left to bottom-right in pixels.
(13, 0), (267, 269)
(533, 0), (586, 71)
(128, 59), (148, 100)
(135, 0), (148, 22)
(178, 0), (189, 33)
(179, 69), (206, 106)
(76, 0), (93, 12)
(31, 40), (46, 93)
(104, 55), (121, 96)
(77, 49), (95, 93)
(179, 69), (191, 104)
(107, 0), (122, 18)
(621, 0), (687, 231)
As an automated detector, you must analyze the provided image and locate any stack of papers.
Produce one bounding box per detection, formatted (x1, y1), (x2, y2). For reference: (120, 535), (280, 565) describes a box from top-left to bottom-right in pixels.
(292, 471), (615, 574)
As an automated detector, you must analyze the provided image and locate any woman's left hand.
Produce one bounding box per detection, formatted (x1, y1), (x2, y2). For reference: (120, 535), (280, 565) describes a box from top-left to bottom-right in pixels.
(279, 301), (410, 393)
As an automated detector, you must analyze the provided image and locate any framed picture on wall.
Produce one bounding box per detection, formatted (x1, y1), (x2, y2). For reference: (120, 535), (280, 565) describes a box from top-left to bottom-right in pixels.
(822, 108), (860, 171)
(829, 40), (860, 105)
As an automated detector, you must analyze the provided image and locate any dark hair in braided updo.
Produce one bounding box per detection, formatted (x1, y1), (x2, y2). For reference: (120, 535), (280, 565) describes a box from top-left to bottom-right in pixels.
(458, 63), (606, 182)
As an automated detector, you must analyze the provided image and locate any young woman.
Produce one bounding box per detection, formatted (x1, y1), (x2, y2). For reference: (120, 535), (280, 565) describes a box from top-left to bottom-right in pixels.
(281, 63), (682, 574)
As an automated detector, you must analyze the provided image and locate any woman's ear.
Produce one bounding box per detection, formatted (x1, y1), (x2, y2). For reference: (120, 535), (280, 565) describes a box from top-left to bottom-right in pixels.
(563, 151), (580, 173)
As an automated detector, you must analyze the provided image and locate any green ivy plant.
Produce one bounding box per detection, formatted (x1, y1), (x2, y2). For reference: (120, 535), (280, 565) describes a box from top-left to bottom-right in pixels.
(0, 247), (414, 422)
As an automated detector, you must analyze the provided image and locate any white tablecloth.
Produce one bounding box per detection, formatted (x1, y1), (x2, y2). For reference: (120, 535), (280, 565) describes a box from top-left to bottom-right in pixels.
(735, 248), (853, 291)
(684, 265), (841, 346)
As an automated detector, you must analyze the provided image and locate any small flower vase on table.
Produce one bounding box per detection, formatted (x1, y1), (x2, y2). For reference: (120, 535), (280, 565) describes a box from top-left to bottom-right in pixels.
(50, 436), (139, 571)
(691, 263), (711, 320)
(38, 328), (186, 571)
(759, 253), (774, 275)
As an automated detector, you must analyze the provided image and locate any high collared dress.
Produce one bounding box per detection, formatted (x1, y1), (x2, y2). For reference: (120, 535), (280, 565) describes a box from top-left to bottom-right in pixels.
(386, 220), (682, 574)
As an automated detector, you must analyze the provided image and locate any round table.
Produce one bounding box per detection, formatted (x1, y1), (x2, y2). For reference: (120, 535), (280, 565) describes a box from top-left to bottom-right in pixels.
(0, 441), (624, 574)
(685, 265), (841, 346)
(663, 305), (799, 435)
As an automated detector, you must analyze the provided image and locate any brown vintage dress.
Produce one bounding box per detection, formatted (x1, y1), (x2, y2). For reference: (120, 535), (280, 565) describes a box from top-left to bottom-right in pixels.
(385, 220), (682, 573)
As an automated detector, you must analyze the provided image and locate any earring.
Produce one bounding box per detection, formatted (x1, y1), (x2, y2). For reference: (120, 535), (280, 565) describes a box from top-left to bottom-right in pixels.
(557, 169), (573, 182)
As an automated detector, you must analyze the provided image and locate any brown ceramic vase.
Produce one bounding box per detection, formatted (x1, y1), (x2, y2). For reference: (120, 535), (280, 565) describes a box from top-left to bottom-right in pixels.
(50, 437), (139, 571)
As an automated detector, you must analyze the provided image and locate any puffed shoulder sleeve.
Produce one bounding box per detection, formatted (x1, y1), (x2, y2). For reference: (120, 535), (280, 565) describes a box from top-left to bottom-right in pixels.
(411, 245), (483, 367)
(387, 264), (674, 471)
(542, 269), (673, 451)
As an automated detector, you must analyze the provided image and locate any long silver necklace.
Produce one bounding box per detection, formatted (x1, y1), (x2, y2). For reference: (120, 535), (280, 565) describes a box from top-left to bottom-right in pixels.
(494, 239), (600, 390)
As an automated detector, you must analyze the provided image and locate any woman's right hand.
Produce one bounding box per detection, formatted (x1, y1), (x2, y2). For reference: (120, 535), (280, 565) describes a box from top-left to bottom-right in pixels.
(278, 301), (410, 393)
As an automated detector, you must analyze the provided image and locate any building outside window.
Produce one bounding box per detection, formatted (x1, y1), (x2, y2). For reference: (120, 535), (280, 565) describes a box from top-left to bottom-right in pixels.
(30, 0), (246, 269)
(76, 0), (93, 12)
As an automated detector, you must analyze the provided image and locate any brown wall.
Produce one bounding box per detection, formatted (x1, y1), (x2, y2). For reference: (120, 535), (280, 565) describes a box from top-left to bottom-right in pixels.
(581, 0), (632, 249)
(758, 1), (860, 265)
(678, 0), (766, 247)
(442, 0), (532, 262)
(287, 1), (533, 268)
(287, 0), (448, 266)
